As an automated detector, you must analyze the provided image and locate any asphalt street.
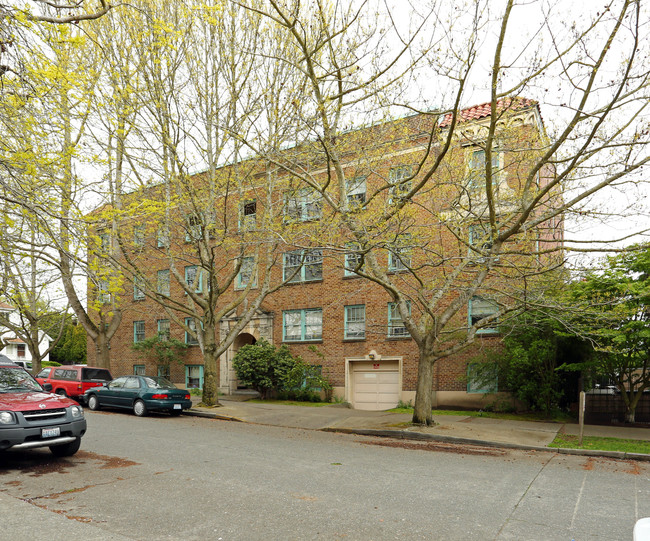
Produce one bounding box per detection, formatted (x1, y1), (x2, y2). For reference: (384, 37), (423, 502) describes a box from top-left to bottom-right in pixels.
(1, 410), (649, 540)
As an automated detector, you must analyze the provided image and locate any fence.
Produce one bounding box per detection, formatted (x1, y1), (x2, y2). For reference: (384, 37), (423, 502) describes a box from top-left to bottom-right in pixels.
(585, 393), (650, 424)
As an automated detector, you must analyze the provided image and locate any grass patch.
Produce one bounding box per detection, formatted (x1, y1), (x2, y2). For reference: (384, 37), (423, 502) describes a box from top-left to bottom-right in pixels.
(387, 406), (574, 423)
(549, 433), (650, 454)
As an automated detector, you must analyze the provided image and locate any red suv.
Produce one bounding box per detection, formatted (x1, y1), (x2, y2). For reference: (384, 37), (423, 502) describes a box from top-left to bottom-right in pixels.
(0, 360), (86, 456)
(36, 365), (113, 403)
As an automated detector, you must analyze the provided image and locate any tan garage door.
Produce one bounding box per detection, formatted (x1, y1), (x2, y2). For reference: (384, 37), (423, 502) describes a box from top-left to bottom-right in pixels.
(351, 361), (400, 411)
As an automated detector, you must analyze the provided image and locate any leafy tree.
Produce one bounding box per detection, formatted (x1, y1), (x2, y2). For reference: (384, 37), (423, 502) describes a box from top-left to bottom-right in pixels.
(49, 318), (87, 365)
(132, 334), (188, 373)
(569, 244), (650, 423)
(232, 339), (299, 399)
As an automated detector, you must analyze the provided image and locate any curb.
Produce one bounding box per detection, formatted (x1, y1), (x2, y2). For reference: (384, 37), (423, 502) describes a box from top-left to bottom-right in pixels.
(186, 408), (244, 422)
(186, 408), (650, 462)
(322, 427), (650, 462)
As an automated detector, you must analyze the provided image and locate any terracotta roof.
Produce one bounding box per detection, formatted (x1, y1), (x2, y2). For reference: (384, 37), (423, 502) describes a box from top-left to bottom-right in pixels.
(439, 97), (538, 128)
(0, 301), (14, 310)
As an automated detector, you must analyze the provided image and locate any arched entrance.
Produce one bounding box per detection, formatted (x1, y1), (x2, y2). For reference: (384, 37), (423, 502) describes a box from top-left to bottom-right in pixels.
(232, 333), (256, 390)
(218, 310), (273, 394)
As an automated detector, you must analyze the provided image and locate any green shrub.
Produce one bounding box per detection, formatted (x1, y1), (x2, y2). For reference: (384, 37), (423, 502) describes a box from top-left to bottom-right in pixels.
(233, 340), (332, 401)
(232, 339), (296, 398)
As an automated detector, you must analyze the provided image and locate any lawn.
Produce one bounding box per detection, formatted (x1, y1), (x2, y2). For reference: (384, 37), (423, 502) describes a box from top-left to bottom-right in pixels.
(549, 433), (650, 454)
(388, 405), (574, 423)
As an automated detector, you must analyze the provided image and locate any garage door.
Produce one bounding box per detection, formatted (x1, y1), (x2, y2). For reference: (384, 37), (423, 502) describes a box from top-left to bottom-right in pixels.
(351, 361), (400, 411)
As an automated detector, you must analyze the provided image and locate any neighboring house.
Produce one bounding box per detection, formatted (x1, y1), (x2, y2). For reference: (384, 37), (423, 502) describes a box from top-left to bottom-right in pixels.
(87, 98), (562, 410)
(0, 302), (51, 366)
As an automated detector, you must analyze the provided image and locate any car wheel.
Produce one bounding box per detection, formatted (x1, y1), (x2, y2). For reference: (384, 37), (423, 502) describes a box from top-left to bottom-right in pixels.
(170, 409), (182, 417)
(87, 395), (100, 411)
(50, 437), (81, 457)
(56, 389), (68, 397)
(133, 399), (147, 417)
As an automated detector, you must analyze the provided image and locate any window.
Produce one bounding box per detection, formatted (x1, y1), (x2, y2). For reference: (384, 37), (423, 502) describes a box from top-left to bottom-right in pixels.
(240, 200), (257, 230)
(344, 305), (366, 339)
(157, 319), (170, 341)
(469, 224), (492, 252)
(389, 165), (413, 202)
(124, 376), (140, 389)
(467, 362), (498, 393)
(134, 225), (145, 248)
(283, 309), (322, 342)
(133, 275), (145, 300)
(469, 296), (499, 334)
(388, 301), (411, 337)
(157, 365), (171, 380)
(186, 365), (204, 389)
(157, 226), (169, 248)
(468, 149), (500, 190)
(236, 257), (256, 289)
(344, 248), (363, 277)
(185, 265), (202, 293)
(133, 320), (145, 343)
(346, 176), (366, 206)
(133, 364), (146, 376)
(185, 317), (199, 345)
(157, 269), (170, 296)
(98, 280), (111, 303)
(99, 231), (110, 252)
(284, 188), (322, 222)
(185, 214), (202, 242)
(283, 249), (322, 283)
(388, 234), (412, 272)
(16, 344), (26, 358)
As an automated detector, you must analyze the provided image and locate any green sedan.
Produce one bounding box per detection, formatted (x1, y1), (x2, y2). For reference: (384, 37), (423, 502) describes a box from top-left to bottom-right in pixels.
(85, 376), (192, 417)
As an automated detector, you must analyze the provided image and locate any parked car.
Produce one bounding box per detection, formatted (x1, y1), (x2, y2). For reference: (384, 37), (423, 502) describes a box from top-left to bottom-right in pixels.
(0, 358), (86, 456)
(36, 365), (113, 403)
(12, 360), (32, 371)
(85, 375), (192, 417)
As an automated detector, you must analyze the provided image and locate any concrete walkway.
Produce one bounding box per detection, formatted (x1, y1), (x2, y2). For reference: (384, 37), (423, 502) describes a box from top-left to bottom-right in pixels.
(187, 397), (650, 460)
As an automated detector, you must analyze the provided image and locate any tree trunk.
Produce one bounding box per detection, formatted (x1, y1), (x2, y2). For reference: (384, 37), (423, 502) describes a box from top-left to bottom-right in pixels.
(94, 334), (111, 370)
(412, 348), (436, 426)
(201, 336), (221, 407)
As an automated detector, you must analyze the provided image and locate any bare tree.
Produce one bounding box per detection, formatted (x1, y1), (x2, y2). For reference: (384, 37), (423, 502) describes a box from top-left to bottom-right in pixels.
(239, 0), (650, 424)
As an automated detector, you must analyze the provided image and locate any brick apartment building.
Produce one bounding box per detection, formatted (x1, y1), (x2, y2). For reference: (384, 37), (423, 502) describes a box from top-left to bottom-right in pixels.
(88, 98), (562, 410)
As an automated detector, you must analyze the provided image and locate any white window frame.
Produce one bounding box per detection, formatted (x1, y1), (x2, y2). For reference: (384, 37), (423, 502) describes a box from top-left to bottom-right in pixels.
(283, 249), (323, 283)
(283, 308), (323, 342)
(344, 305), (366, 340)
(236, 256), (257, 289)
(239, 200), (257, 231)
(388, 165), (413, 202)
(469, 296), (499, 334)
(388, 301), (411, 338)
(388, 234), (412, 272)
(133, 320), (145, 343)
(133, 275), (145, 300)
(184, 265), (202, 293)
(157, 319), (170, 341)
(157, 269), (170, 296)
(284, 188), (322, 222)
(346, 176), (366, 206)
(185, 317), (199, 345)
(468, 148), (501, 191)
(467, 362), (498, 393)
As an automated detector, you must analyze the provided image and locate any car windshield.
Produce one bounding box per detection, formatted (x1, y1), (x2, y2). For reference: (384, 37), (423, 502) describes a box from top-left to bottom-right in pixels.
(0, 367), (43, 392)
(142, 376), (176, 389)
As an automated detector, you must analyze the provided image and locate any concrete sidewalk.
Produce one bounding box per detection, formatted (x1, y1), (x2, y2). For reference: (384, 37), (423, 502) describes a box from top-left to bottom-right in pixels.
(187, 397), (650, 460)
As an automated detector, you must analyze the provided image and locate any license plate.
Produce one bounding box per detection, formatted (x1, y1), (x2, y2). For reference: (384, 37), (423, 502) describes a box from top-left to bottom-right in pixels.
(173, 404), (181, 410)
(42, 427), (60, 438)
